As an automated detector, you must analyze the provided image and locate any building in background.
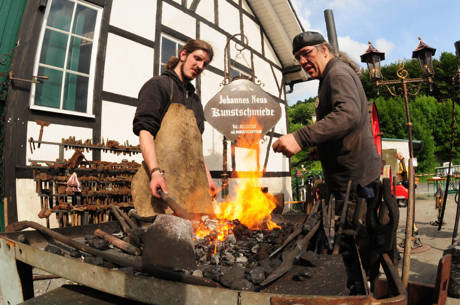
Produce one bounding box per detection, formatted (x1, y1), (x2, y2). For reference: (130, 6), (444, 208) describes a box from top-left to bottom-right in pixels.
(1, 0), (309, 227)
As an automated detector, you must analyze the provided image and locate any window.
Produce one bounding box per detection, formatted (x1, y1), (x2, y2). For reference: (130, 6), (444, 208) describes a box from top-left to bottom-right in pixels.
(160, 35), (184, 74)
(231, 65), (251, 81)
(30, 0), (102, 116)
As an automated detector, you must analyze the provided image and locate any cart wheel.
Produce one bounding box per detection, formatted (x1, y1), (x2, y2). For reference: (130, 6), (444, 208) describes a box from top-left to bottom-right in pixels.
(397, 199), (407, 208)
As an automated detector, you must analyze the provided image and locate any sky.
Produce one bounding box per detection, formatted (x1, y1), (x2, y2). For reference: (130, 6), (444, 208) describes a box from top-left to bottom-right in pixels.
(286, 0), (460, 104)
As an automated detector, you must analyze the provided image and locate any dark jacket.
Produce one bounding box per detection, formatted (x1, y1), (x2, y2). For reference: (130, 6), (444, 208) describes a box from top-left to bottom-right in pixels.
(293, 58), (381, 192)
(133, 70), (205, 137)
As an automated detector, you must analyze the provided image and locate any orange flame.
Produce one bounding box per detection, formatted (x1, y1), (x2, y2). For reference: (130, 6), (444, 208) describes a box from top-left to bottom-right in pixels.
(193, 118), (280, 249)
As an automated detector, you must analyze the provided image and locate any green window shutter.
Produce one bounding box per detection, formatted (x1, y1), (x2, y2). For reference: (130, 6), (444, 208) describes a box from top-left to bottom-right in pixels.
(0, 0), (27, 232)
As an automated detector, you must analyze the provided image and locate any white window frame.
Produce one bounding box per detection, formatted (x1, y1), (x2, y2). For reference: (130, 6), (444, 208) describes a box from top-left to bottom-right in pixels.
(29, 0), (102, 118)
(159, 34), (184, 74)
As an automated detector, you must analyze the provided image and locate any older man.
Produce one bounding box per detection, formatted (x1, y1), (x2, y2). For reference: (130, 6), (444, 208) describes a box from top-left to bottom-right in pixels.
(273, 31), (381, 199)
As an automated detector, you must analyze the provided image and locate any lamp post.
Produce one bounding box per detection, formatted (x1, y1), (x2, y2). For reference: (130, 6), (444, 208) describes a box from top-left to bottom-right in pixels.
(361, 38), (436, 288)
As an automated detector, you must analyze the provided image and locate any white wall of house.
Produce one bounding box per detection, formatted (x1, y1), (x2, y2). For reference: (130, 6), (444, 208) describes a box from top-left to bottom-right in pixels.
(26, 122), (93, 164)
(110, 0), (157, 41)
(22, 0), (294, 218)
(103, 34), (154, 98)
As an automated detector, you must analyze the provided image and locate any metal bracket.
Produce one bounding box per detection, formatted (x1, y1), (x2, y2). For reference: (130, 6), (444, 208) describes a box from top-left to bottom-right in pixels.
(8, 71), (48, 84)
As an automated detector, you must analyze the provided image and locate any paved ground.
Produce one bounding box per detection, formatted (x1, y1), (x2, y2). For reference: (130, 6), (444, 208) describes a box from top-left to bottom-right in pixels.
(1, 183), (459, 304)
(397, 183), (460, 304)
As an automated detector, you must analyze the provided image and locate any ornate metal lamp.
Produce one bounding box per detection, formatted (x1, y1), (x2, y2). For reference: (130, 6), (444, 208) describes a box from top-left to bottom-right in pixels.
(360, 38), (436, 288)
(360, 41), (385, 80)
(412, 37), (436, 78)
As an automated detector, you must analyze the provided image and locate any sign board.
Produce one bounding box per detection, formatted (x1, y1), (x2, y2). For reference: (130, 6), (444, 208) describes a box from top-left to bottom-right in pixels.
(204, 79), (281, 144)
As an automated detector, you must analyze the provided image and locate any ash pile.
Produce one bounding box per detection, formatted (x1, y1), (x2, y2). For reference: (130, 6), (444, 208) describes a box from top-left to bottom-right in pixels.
(192, 214), (349, 296)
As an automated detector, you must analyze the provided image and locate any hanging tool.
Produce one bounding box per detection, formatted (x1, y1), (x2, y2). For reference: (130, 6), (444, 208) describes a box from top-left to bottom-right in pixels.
(35, 120), (50, 148)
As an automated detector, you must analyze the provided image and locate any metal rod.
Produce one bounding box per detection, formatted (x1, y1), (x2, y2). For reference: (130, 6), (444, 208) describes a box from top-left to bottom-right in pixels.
(401, 80), (415, 288)
(28, 139), (140, 153)
(109, 205), (131, 234)
(262, 130), (274, 175)
(94, 228), (141, 256)
(222, 137), (229, 199)
(333, 180), (352, 255)
(324, 9), (339, 55)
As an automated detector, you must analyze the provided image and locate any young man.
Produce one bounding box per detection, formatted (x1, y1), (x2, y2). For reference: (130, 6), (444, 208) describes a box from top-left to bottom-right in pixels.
(133, 39), (217, 199)
(272, 31), (381, 199)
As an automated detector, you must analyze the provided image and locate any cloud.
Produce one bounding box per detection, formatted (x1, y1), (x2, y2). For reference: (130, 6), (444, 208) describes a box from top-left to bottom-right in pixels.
(337, 36), (368, 65)
(329, 0), (363, 9)
(375, 38), (395, 57)
(286, 80), (319, 105)
(290, 0), (311, 29)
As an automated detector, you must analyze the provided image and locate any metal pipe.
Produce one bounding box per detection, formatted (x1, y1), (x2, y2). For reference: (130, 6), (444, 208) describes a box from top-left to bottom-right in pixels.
(401, 80), (415, 288)
(324, 9), (339, 55)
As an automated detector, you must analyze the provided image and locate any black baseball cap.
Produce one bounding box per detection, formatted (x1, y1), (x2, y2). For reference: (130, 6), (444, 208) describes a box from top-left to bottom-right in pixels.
(292, 31), (326, 54)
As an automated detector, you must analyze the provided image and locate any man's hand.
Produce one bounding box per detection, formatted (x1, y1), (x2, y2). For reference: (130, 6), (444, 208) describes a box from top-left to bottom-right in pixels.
(150, 171), (167, 198)
(205, 164), (217, 199)
(272, 134), (302, 157)
(208, 178), (218, 200)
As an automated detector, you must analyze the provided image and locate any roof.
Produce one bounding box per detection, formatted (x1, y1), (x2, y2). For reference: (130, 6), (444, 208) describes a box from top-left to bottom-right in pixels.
(247, 0), (309, 86)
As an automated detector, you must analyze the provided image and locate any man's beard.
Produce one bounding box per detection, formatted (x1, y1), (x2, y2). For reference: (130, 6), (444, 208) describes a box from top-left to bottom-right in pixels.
(181, 63), (193, 82)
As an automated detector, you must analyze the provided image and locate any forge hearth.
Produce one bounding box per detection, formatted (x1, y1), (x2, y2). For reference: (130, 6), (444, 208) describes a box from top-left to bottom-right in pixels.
(191, 214), (349, 294)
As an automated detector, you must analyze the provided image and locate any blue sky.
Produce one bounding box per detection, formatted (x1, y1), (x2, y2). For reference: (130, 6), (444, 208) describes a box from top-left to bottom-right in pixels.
(286, 0), (460, 104)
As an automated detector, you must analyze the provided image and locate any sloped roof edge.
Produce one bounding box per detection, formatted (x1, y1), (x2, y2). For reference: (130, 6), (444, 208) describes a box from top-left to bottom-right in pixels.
(247, 0), (308, 85)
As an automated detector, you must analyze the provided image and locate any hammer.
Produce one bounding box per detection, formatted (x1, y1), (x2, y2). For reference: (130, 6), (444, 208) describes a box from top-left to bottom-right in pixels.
(36, 120), (50, 148)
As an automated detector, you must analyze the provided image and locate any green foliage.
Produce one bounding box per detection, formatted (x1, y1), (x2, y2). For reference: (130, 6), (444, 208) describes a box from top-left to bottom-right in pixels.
(287, 97), (320, 174)
(363, 51), (460, 173)
(363, 51), (460, 102)
(432, 52), (460, 101)
(373, 94), (460, 172)
(290, 51), (460, 175)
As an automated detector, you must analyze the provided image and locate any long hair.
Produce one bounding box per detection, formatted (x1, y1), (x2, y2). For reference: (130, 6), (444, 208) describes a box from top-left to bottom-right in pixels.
(316, 42), (361, 76)
(165, 39), (214, 70)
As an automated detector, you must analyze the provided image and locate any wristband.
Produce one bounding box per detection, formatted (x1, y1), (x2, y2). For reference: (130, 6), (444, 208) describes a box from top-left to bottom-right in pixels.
(150, 167), (164, 176)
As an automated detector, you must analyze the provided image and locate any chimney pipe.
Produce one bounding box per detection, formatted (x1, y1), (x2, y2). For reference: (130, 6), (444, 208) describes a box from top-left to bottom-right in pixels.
(324, 9), (339, 55)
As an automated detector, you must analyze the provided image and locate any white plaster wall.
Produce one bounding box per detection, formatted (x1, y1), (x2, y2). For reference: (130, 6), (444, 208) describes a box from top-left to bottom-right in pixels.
(26, 122), (93, 165)
(242, 0), (254, 16)
(231, 136), (289, 173)
(100, 101), (143, 163)
(200, 23), (226, 72)
(243, 14), (261, 54)
(109, 0), (156, 41)
(201, 70), (226, 171)
(218, 0), (240, 36)
(253, 54), (278, 97)
(162, 2), (196, 39)
(103, 34), (154, 98)
(201, 69), (225, 107)
(274, 105), (288, 135)
(230, 41), (252, 69)
(196, 0), (214, 23)
(16, 179), (59, 228)
(263, 33), (282, 66)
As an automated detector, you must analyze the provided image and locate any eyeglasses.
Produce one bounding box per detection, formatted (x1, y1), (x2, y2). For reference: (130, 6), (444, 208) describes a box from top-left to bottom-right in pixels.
(295, 47), (317, 61)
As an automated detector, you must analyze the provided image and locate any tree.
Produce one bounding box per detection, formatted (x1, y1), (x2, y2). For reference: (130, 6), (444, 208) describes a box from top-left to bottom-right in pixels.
(287, 98), (321, 173)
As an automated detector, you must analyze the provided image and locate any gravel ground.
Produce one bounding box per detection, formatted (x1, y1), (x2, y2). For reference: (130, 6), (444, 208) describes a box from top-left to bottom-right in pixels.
(1, 182), (459, 304)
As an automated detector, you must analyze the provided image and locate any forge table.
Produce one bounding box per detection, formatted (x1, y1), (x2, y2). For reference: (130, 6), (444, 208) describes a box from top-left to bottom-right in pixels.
(0, 221), (449, 305)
